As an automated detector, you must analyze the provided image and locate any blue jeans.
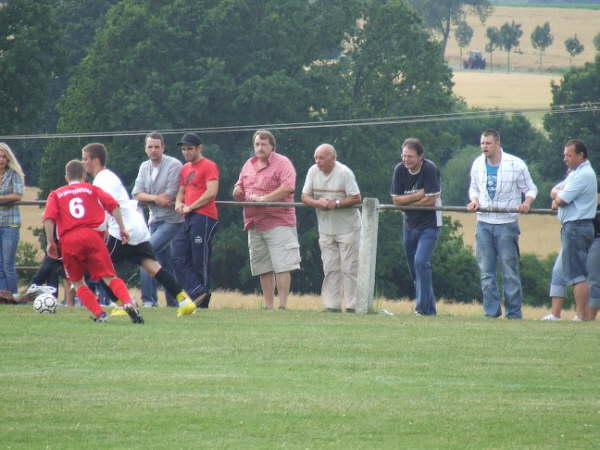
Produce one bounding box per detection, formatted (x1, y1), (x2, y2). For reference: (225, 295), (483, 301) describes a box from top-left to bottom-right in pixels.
(403, 225), (440, 316)
(587, 237), (600, 309)
(172, 213), (218, 299)
(475, 221), (522, 319)
(140, 221), (182, 307)
(0, 226), (19, 293)
(560, 220), (594, 285)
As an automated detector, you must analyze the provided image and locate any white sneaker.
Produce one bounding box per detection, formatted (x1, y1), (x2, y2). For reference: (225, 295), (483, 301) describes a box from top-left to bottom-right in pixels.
(25, 284), (57, 296)
(540, 314), (561, 321)
(572, 316), (583, 322)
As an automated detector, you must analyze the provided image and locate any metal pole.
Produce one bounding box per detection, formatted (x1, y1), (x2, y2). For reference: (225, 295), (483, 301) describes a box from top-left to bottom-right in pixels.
(356, 197), (379, 314)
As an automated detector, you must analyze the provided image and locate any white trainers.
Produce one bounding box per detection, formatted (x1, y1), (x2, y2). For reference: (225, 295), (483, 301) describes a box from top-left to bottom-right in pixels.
(540, 314), (561, 321)
(25, 284), (57, 296)
(572, 316), (583, 322)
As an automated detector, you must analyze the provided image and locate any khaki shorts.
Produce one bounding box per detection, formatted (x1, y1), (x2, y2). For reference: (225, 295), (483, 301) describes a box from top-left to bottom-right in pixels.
(248, 226), (301, 276)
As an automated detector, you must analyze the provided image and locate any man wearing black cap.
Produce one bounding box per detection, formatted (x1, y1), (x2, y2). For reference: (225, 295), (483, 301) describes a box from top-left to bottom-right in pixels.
(173, 132), (220, 314)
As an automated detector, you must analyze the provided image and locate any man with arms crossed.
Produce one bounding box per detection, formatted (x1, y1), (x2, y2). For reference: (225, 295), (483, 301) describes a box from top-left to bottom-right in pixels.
(541, 139), (597, 321)
(391, 138), (442, 316)
(82, 143), (196, 318)
(132, 132), (183, 308)
(233, 129), (300, 310)
(467, 128), (537, 319)
(172, 132), (219, 311)
(43, 159), (142, 323)
(302, 144), (361, 313)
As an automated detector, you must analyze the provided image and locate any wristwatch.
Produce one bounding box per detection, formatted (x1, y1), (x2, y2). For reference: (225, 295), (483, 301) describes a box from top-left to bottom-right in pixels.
(335, 200), (341, 209)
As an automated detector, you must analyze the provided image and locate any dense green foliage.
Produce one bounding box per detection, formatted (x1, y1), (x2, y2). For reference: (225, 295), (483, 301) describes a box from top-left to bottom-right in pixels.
(2, 306), (600, 448)
(544, 53), (600, 179)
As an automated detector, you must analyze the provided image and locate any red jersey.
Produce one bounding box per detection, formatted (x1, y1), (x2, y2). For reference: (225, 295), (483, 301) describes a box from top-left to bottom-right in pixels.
(179, 157), (219, 219)
(43, 182), (119, 238)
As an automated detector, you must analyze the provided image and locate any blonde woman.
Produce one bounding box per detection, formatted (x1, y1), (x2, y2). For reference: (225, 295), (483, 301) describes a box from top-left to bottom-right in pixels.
(0, 143), (24, 293)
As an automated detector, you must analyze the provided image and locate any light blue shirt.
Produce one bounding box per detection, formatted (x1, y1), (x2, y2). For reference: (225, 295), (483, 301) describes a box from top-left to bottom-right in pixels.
(557, 160), (598, 224)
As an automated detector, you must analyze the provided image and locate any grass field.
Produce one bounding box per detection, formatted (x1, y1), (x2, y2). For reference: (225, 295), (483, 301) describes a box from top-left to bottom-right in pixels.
(446, 6), (600, 72)
(2, 305), (599, 448)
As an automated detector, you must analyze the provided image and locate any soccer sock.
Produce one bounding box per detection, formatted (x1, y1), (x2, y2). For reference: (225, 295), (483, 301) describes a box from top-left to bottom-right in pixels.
(100, 279), (120, 304)
(107, 278), (133, 305)
(154, 268), (189, 304)
(76, 285), (103, 317)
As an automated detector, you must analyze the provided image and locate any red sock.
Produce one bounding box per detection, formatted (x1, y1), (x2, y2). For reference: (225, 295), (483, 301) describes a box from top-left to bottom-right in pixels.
(76, 285), (103, 317)
(108, 278), (133, 305)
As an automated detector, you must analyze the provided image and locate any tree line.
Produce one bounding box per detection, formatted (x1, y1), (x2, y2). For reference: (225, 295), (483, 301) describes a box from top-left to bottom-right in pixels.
(2, 0), (599, 306)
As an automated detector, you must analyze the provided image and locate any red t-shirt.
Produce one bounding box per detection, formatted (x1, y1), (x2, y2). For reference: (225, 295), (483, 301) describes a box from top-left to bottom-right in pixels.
(179, 157), (219, 219)
(43, 182), (118, 238)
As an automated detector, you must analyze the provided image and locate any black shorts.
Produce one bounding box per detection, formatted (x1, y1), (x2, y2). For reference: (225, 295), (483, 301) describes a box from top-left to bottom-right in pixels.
(105, 235), (156, 266)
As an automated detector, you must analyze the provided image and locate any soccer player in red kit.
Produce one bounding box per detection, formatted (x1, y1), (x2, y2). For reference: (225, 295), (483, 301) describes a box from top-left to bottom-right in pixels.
(43, 159), (143, 324)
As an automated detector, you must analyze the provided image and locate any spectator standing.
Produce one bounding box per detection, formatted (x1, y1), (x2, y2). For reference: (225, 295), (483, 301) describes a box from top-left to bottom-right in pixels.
(132, 132), (183, 308)
(301, 144), (361, 313)
(0, 143), (24, 294)
(172, 132), (219, 310)
(541, 140), (597, 321)
(467, 129), (537, 319)
(390, 138), (442, 316)
(233, 130), (300, 310)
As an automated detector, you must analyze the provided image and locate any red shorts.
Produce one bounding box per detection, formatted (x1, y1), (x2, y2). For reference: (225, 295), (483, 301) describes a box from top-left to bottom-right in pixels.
(59, 228), (116, 282)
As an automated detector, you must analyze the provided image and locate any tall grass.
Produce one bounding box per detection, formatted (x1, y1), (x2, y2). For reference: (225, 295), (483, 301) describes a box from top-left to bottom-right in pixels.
(2, 303), (597, 448)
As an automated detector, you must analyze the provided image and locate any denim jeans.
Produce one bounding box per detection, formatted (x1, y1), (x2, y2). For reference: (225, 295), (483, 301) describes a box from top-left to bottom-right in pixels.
(403, 225), (440, 316)
(586, 237), (600, 309)
(475, 221), (522, 319)
(560, 220), (594, 285)
(0, 226), (20, 293)
(140, 221), (182, 307)
(549, 249), (567, 299)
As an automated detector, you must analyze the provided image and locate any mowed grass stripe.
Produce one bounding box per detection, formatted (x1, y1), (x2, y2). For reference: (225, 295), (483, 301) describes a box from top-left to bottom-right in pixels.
(1, 306), (599, 448)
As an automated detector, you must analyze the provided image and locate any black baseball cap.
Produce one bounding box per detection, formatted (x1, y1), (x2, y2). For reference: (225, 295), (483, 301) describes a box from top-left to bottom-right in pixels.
(177, 132), (202, 146)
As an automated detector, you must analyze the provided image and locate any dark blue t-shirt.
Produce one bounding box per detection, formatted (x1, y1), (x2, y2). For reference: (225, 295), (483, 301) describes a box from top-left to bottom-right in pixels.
(390, 159), (441, 229)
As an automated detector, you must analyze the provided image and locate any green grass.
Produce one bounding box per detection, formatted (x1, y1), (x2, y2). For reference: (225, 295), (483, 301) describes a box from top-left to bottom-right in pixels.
(2, 306), (600, 449)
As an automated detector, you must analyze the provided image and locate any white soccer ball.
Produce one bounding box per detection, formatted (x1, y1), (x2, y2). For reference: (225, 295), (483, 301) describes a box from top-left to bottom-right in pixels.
(33, 292), (57, 314)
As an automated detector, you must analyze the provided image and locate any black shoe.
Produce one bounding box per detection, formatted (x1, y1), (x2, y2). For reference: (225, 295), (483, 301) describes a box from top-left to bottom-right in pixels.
(124, 303), (144, 324)
(92, 311), (109, 323)
(323, 308), (342, 313)
(195, 291), (211, 309)
(345, 308), (356, 313)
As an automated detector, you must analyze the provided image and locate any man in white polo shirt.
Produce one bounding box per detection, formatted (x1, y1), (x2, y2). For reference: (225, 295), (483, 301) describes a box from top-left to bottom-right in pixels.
(301, 143), (361, 312)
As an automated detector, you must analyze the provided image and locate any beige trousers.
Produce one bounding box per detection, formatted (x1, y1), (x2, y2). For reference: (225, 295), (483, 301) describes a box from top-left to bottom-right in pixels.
(318, 228), (360, 310)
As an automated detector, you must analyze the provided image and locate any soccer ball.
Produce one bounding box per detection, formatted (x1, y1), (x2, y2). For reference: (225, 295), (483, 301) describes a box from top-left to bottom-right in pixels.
(33, 292), (57, 314)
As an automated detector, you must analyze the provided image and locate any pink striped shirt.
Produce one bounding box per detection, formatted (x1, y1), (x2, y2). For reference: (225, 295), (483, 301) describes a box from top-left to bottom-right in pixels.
(235, 151), (296, 231)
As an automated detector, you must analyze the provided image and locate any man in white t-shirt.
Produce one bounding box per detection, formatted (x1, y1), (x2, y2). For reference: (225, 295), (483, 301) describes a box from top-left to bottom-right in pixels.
(301, 144), (362, 312)
(81, 143), (197, 317)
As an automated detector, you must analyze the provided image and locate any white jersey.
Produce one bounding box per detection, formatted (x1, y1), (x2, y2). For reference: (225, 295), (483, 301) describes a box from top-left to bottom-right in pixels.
(93, 168), (151, 245)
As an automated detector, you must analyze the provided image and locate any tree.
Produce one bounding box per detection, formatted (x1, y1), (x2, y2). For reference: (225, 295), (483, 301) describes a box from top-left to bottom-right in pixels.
(0, 0), (65, 135)
(543, 54), (600, 182)
(565, 34), (584, 65)
(531, 22), (553, 72)
(594, 32), (600, 53)
(499, 21), (522, 73)
(407, 0), (492, 57)
(455, 20), (474, 65)
(485, 26), (501, 70)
